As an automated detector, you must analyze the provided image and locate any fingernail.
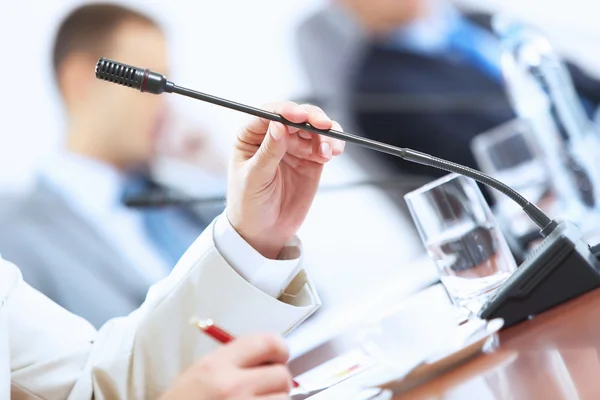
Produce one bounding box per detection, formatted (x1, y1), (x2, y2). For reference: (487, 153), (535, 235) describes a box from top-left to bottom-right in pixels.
(319, 142), (332, 159)
(270, 123), (285, 141)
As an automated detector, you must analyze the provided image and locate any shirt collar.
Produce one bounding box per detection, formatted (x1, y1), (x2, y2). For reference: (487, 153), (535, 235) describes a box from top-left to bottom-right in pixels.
(386, 1), (463, 54)
(326, 0), (463, 54)
(42, 152), (126, 215)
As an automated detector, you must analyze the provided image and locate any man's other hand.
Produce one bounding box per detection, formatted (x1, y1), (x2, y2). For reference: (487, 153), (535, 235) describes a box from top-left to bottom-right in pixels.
(161, 333), (293, 400)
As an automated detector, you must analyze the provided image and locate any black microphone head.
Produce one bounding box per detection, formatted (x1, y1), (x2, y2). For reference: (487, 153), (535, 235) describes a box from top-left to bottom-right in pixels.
(95, 58), (144, 89)
(95, 58), (171, 94)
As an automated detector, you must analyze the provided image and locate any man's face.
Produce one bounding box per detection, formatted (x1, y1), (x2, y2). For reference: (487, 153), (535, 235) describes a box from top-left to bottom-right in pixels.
(339, 0), (426, 32)
(86, 20), (170, 168)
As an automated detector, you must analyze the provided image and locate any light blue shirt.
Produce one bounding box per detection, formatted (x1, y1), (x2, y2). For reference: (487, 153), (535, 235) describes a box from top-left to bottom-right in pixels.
(42, 153), (172, 283)
(41, 152), (301, 297)
(387, 1), (460, 54)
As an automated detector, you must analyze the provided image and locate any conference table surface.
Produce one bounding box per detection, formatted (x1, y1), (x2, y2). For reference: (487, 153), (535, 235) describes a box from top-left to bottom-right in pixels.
(392, 287), (600, 400)
(291, 286), (600, 399)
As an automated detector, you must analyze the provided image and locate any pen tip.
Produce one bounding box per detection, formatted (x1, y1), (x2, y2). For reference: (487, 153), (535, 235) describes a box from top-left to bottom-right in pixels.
(198, 318), (214, 329)
(189, 316), (214, 330)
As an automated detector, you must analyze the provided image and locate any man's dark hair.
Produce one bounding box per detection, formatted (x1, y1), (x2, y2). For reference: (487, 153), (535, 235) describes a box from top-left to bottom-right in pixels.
(52, 3), (160, 81)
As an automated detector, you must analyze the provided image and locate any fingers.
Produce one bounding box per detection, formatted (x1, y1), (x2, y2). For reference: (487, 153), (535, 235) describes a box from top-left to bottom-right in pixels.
(330, 120), (346, 155)
(298, 104), (333, 130)
(239, 101), (346, 164)
(245, 365), (293, 395)
(242, 101), (308, 143)
(315, 139), (332, 160)
(285, 120), (346, 163)
(252, 121), (289, 173)
(227, 333), (290, 368)
(241, 102), (331, 140)
(291, 105), (344, 162)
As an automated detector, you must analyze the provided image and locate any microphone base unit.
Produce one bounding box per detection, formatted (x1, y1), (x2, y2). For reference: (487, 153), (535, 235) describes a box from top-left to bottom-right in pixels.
(478, 221), (600, 327)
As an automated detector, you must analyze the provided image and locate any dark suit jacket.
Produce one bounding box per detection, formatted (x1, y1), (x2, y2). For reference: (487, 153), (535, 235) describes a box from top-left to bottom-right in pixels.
(349, 13), (600, 179)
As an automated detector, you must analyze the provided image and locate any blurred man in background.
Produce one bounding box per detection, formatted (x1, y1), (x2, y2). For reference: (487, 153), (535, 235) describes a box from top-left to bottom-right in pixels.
(0, 3), (216, 327)
(297, 0), (600, 179)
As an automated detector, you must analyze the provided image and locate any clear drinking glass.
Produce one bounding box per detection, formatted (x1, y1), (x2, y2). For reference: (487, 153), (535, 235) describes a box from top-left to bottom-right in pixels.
(471, 119), (556, 249)
(471, 118), (600, 248)
(471, 119), (550, 204)
(405, 174), (517, 314)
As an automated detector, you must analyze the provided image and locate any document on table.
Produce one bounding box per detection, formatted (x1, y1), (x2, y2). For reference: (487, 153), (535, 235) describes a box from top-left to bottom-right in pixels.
(289, 317), (502, 398)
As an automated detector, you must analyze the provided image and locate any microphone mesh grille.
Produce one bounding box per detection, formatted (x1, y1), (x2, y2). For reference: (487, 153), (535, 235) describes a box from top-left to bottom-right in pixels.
(95, 58), (141, 89)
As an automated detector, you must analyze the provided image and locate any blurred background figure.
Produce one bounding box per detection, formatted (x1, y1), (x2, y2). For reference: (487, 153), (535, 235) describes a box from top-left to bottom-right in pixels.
(0, 3), (225, 328)
(296, 0), (600, 180)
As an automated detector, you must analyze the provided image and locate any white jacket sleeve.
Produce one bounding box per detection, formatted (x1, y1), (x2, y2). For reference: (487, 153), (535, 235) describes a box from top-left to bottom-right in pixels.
(8, 217), (321, 400)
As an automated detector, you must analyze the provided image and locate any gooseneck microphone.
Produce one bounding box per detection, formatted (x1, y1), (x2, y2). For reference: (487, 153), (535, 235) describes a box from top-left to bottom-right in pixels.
(96, 57), (554, 234)
(96, 56), (600, 329)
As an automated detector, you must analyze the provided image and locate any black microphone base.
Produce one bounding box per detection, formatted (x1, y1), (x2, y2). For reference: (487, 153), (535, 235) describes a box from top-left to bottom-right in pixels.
(478, 221), (600, 327)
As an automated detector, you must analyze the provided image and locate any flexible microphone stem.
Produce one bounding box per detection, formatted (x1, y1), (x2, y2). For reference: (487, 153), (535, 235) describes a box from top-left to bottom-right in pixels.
(95, 58), (555, 234)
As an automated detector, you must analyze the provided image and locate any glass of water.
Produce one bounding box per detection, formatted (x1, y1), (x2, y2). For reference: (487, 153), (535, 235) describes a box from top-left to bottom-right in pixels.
(471, 119), (559, 249)
(471, 119), (551, 206)
(405, 173), (517, 314)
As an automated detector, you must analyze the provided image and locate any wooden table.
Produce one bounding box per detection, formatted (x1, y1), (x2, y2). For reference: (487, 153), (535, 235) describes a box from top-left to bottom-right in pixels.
(393, 288), (600, 399)
(291, 286), (600, 399)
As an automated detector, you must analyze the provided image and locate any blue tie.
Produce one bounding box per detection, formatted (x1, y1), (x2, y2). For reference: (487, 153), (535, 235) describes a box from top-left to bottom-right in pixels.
(446, 19), (503, 83)
(141, 207), (206, 268)
(122, 177), (208, 268)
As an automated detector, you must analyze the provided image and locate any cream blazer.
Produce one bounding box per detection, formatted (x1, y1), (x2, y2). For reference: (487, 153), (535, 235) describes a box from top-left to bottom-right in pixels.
(1, 220), (320, 399)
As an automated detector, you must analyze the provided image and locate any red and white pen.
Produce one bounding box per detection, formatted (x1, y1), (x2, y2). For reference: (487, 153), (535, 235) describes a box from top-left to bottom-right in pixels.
(191, 318), (301, 389)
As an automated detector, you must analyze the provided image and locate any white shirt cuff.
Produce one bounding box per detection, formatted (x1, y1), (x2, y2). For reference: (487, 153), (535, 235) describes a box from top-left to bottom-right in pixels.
(213, 213), (303, 298)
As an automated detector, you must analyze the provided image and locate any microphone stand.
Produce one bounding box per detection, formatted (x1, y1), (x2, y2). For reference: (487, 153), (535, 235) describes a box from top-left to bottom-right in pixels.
(95, 57), (600, 328)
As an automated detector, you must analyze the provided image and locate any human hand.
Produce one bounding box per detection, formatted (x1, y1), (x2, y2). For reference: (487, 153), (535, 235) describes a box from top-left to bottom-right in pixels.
(226, 102), (345, 259)
(160, 333), (293, 400)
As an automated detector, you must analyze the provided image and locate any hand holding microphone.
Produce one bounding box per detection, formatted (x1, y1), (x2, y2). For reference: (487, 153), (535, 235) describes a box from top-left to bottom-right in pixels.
(96, 59), (347, 258)
(95, 57), (600, 340)
(227, 102), (345, 259)
(95, 57), (553, 233)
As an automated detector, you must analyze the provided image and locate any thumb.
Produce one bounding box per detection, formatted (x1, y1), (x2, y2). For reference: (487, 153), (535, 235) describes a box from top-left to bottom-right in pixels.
(252, 122), (288, 172)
